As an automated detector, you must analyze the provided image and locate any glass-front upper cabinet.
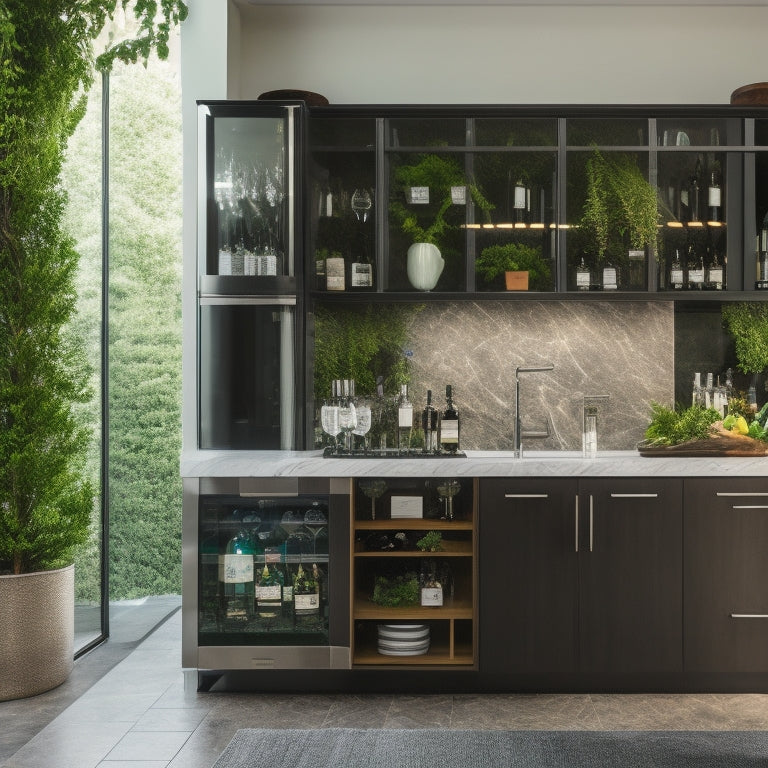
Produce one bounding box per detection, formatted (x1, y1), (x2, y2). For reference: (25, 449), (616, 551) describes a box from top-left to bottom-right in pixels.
(752, 120), (768, 290)
(198, 102), (304, 293)
(385, 117), (558, 293)
(309, 118), (377, 292)
(654, 117), (739, 293)
(565, 119), (653, 292)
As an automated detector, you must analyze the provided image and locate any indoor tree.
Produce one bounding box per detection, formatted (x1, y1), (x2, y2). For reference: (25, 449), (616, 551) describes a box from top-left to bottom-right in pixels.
(0, 0), (187, 576)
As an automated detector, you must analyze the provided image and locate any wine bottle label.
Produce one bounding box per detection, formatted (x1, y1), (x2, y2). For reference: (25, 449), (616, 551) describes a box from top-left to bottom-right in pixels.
(283, 585), (293, 603)
(244, 252), (257, 276)
(450, 186), (466, 204)
(441, 420), (459, 442)
(218, 249), (232, 275)
(398, 406), (413, 428)
(295, 593), (319, 612)
(326, 257), (345, 291)
(576, 269), (591, 288)
(689, 268), (705, 284)
(707, 267), (723, 284)
(351, 262), (373, 287)
(602, 267), (617, 289)
(408, 186), (429, 204)
(514, 185), (527, 209)
(255, 585), (281, 601)
(421, 587), (443, 607)
(218, 555), (254, 584)
(671, 268), (684, 285)
(708, 187), (721, 207)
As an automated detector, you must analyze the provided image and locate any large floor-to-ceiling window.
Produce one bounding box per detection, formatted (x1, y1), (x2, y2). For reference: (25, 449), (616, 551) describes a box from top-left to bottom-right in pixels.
(62, 21), (183, 654)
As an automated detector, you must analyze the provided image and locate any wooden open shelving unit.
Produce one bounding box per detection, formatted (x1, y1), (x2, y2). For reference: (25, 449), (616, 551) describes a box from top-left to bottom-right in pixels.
(350, 477), (478, 668)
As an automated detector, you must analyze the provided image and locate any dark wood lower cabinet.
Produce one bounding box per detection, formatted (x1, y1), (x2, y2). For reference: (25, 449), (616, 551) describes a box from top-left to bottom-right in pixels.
(479, 478), (579, 679)
(684, 477), (768, 677)
(479, 477), (683, 689)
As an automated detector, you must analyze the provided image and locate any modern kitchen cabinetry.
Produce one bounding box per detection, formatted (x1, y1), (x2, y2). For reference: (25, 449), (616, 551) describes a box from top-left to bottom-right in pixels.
(479, 477), (683, 688)
(350, 477), (477, 668)
(684, 477), (768, 680)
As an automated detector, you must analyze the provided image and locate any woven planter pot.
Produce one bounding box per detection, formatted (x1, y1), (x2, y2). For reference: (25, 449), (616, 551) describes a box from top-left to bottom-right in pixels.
(0, 565), (74, 701)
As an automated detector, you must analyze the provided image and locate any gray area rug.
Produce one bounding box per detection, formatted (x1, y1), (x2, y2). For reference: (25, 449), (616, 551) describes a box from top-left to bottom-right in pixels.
(212, 727), (768, 768)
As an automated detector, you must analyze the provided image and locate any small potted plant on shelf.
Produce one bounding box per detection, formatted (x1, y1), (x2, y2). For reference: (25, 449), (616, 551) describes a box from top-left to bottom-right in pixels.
(577, 149), (659, 290)
(389, 154), (493, 290)
(415, 531), (444, 552)
(475, 242), (551, 291)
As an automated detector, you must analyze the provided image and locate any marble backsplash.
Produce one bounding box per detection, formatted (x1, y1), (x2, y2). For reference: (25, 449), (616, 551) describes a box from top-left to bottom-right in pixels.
(403, 301), (675, 452)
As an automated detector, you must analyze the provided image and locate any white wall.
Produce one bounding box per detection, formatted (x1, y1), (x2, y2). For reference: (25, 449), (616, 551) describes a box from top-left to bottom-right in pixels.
(231, 4), (767, 104)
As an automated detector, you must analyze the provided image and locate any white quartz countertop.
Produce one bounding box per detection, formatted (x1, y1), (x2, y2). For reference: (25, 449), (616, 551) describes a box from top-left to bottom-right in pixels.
(180, 449), (768, 478)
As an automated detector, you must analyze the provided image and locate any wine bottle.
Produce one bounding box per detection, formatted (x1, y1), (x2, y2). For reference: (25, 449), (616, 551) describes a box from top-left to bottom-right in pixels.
(349, 231), (374, 290)
(513, 178), (528, 224)
(670, 249), (685, 290)
(688, 158), (702, 223)
(687, 248), (705, 290)
(219, 530), (255, 621)
(325, 251), (345, 291)
(397, 383), (413, 454)
(440, 385), (460, 454)
(255, 563), (282, 619)
(705, 245), (724, 290)
(293, 563), (319, 617)
(707, 169), (721, 222)
(421, 389), (440, 454)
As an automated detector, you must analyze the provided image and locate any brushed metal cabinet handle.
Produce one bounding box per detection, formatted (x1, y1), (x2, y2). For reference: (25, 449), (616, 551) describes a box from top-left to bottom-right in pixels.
(732, 505), (768, 509)
(504, 494), (549, 499)
(731, 614), (768, 619)
(610, 493), (659, 498)
(717, 492), (768, 497)
(575, 495), (579, 553)
(589, 495), (594, 553)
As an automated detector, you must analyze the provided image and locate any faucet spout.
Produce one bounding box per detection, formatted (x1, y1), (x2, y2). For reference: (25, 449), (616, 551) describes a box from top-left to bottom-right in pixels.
(514, 363), (555, 457)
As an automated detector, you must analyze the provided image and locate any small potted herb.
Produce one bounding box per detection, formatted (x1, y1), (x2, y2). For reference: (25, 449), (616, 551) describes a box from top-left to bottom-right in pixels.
(475, 242), (551, 291)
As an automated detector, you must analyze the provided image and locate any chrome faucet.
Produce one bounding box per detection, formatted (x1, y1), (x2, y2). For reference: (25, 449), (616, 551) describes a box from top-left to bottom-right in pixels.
(514, 363), (555, 457)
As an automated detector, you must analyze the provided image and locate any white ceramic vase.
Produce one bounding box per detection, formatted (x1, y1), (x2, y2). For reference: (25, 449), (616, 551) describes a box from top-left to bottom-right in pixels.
(407, 243), (444, 291)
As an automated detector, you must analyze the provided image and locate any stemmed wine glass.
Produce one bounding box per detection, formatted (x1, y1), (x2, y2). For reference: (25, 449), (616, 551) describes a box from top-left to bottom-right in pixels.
(351, 188), (372, 223)
(337, 380), (357, 453)
(352, 398), (372, 453)
(320, 383), (340, 453)
(437, 479), (461, 521)
(359, 480), (387, 521)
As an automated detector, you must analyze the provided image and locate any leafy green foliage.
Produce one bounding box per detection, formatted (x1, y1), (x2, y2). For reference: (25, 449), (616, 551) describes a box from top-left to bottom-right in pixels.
(721, 302), (768, 375)
(389, 154), (493, 246)
(416, 531), (443, 552)
(475, 243), (551, 290)
(314, 304), (419, 403)
(0, 2), (186, 575)
(371, 572), (420, 607)
(580, 149), (658, 263)
(643, 403), (721, 446)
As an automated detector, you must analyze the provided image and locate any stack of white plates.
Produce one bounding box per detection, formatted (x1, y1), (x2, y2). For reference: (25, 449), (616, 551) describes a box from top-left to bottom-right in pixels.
(377, 623), (430, 656)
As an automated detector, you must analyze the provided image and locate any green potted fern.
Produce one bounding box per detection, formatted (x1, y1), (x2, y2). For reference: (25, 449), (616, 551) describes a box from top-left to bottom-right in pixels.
(0, 0), (187, 702)
(475, 242), (552, 291)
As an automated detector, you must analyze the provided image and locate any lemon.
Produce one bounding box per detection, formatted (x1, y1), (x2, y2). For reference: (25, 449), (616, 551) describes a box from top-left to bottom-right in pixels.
(733, 416), (750, 435)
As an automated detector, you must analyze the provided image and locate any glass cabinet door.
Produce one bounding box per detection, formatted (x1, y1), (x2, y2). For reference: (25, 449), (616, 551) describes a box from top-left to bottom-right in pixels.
(199, 494), (330, 648)
(198, 103), (303, 291)
(199, 298), (296, 450)
(309, 118), (377, 292)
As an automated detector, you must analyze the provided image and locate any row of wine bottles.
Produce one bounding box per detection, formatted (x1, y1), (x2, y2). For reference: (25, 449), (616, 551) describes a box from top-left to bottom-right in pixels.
(321, 380), (462, 455)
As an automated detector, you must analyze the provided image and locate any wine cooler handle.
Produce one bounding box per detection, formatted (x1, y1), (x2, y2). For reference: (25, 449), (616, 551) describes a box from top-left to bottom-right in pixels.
(589, 495), (594, 553)
(609, 493), (658, 498)
(504, 494), (549, 498)
(574, 495), (579, 553)
(731, 614), (768, 619)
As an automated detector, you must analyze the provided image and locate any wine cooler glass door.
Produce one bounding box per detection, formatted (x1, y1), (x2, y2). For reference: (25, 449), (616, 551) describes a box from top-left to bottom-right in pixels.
(199, 297), (296, 449)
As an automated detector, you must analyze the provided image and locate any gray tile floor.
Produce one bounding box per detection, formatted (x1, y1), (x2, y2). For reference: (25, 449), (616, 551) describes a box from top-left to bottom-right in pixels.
(4, 610), (768, 767)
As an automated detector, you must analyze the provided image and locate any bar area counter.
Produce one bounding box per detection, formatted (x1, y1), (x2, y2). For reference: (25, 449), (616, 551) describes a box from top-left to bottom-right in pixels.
(181, 449), (768, 480)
